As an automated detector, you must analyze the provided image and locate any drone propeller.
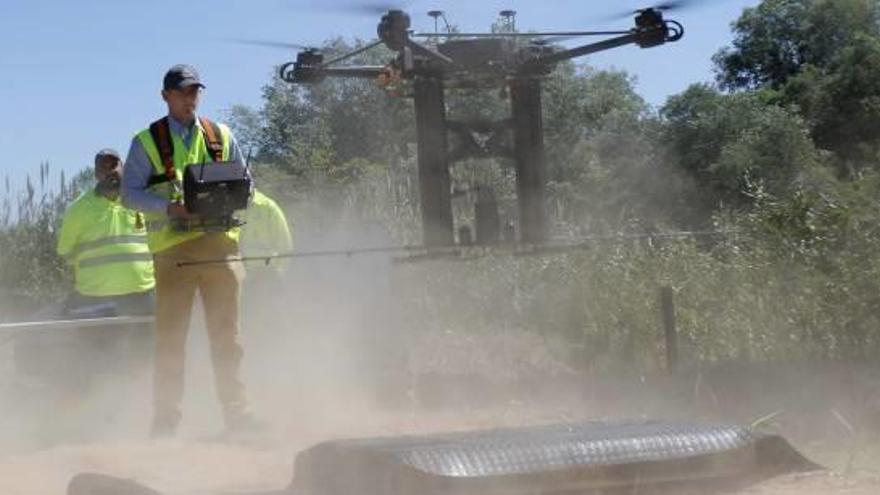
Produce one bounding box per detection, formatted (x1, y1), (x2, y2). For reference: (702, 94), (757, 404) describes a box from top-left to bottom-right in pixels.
(286, 1), (412, 16)
(605, 0), (702, 20)
(650, 0), (698, 11)
(224, 38), (317, 51)
(329, 2), (403, 15)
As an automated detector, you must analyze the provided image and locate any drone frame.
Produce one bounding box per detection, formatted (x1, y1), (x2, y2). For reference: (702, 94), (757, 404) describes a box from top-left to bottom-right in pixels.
(280, 8), (684, 246)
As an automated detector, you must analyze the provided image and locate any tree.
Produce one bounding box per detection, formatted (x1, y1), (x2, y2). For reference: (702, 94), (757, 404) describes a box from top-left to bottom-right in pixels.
(225, 104), (265, 163)
(661, 84), (821, 219)
(714, 0), (880, 91)
(786, 34), (880, 174)
(713, 0), (880, 176)
(540, 63), (689, 230)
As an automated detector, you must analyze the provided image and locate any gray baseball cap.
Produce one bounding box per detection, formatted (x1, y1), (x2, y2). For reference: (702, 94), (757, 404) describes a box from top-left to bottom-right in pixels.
(163, 64), (205, 91)
(94, 148), (121, 166)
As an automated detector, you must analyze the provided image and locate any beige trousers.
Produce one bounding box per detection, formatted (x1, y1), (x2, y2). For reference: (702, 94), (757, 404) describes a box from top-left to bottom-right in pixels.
(152, 233), (246, 424)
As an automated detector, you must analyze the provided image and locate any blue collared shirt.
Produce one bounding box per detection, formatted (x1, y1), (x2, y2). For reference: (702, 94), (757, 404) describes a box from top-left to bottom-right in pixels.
(121, 115), (248, 213)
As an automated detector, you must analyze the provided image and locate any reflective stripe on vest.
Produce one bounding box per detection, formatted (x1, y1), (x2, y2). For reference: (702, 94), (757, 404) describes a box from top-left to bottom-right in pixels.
(70, 234), (148, 259)
(78, 252), (154, 269)
(58, 191), (155, 297)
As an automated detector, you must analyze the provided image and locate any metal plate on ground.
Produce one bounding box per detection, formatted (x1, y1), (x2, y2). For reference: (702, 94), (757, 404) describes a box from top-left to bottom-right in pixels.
(292, 421), (820, 495)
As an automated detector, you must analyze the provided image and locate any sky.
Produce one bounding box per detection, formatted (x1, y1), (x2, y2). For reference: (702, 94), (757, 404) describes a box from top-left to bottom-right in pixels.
(0, 0), (761, 194)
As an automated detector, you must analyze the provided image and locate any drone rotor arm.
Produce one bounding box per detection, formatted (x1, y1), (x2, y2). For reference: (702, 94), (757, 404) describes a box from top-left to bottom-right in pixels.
(531, 32), (641, 66)
(322, 66), (389, 79)
(411, 31), (631, 39)
(318, 40), (385, 68)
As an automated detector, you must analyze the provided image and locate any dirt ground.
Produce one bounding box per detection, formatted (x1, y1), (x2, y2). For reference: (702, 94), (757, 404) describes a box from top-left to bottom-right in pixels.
(0, 415), (879, 495)
(2, 268), (880, 495)
(741, 472), (880, 495)
(1, 366), (880, 495)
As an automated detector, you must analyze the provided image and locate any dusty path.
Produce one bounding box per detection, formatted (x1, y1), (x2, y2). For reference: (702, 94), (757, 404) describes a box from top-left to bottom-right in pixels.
(3, 323), (880, 494)
(1, 407), (879, 495)
(0, 441), (290, 495)
(740, 472), (880, 495)
(1, 441), (879, 495)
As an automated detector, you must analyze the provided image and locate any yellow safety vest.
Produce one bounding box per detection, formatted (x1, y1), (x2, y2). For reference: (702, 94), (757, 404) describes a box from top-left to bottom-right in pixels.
(136, 117), (239, 253)
(240, 189), (293, 271)
(56, 190), (155, 297)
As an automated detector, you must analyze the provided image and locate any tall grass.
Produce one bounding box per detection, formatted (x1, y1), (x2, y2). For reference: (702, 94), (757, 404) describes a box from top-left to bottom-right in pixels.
(267, 163), (880, 370)
(3, 160), (876, 368)
(0, 165), (91, 320)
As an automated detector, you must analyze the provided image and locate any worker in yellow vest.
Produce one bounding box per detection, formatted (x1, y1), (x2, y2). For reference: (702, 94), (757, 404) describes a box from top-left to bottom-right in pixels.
(47, 148), (155, 399)
(57, 149), (155, 314)
(239, 189), (292, 353)
(240, 189), (293, 273)
(121, 64), (258, 437)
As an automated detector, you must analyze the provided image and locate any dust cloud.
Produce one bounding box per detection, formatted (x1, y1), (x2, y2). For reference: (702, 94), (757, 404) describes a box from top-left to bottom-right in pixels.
(1, 200), (880, 495)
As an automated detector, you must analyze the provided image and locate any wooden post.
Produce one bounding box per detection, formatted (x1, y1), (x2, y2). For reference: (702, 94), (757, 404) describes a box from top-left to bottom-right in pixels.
(659, 285), (678, 373)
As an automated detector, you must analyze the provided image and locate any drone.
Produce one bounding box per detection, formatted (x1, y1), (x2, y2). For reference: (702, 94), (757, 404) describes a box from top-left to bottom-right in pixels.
(266, 4), (685, 247)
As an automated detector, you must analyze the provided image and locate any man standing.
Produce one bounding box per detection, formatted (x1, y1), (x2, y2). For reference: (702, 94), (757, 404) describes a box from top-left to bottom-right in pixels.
(37, 149), (155, 392)
(122, 64), (256, 437)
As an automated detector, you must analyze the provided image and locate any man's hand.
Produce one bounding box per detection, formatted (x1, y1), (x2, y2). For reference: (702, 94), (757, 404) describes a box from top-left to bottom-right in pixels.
(167, 202), (197, 219)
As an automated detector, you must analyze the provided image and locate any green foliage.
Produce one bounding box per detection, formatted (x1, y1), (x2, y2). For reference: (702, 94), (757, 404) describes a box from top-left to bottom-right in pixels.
(542, 64), (691, 232)
(714, 0), (880, 90)
(786, 34), (880, 172)
(396, 225), (880, 372)
(0, 165), (92, 318)
(661, 84), (821, 219)
(714, 0), (880, 175)
(726, 179), (880, 358)
(225, 104), (265, 162)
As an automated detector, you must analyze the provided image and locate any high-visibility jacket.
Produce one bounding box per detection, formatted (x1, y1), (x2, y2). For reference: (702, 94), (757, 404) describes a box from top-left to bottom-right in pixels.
(136, 118), (239, 253)
(240, 190), (293, 271)
(56, 190), (155, 297)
